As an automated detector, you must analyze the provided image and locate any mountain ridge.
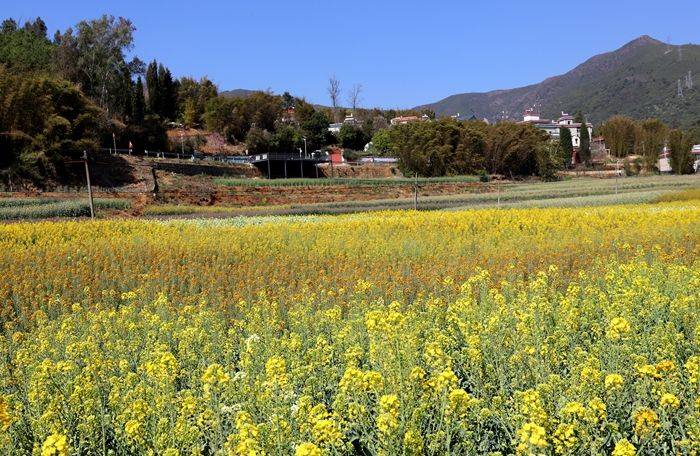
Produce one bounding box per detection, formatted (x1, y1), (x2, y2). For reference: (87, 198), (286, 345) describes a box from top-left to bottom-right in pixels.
(415, 36), (700, 127)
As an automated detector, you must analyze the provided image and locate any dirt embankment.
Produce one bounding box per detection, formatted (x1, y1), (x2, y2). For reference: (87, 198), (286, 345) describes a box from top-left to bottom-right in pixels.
(155, 176), (486, 207)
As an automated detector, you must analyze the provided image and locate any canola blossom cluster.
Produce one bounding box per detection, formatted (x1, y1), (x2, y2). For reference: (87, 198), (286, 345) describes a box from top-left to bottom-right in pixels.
(0, 203), (699, 454)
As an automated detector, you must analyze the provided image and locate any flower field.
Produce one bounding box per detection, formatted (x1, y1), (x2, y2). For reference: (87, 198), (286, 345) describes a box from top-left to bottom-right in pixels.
(1, 201), (700, 455)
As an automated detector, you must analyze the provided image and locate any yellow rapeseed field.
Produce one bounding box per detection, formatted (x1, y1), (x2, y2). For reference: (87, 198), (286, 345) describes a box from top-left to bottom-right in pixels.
(1, 203), (699, 455)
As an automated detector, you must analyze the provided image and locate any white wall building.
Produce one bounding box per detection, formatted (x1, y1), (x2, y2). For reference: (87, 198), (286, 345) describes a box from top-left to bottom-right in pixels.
(520, 108), (593, 148)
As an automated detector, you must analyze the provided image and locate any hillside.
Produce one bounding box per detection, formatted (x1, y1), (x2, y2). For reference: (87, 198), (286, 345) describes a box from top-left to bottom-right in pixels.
(220, 88), (258, 98)
(417, 36), (700, 127)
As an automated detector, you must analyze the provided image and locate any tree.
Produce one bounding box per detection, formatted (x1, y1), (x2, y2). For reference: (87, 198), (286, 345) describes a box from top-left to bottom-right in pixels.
(574, 112), (591, 165)
(599, 115), (636, 157)
(132, 77), (145, 125)
(53, 15), (142, 116)
(559, 127), (573, 166)
(178, 76), (218, 126)
(347, 83), (362, 112)
(282, 91), (295, 110)
(370, 129), (393, 156)
(0, 68), (104, 182)
(636, 118), (668, 170)
(338, 124), (368, 151)
(667, 129), (695, 174)
(0, 17), (54, 73)
(300, 110), (331, 151)
(484, 122), (549, 176)
(389, 119), (487, 177)
(245, 127), (271, 154)
(146, 60), (160, 114)
(327, 75), (341, 121)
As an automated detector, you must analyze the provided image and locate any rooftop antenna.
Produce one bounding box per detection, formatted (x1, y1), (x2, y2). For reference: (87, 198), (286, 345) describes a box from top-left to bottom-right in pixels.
(677, 79), (684, 98)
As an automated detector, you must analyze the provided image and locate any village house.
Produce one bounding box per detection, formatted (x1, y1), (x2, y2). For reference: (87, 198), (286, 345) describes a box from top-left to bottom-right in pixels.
(520, 107), (594, 163)
(389, 114), (430, 126)
(521, 108), (593, 147)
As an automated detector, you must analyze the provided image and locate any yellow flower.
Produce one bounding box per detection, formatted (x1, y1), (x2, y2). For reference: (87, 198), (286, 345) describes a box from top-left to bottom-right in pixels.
(516, 422), (548, 453)
(295, 442), (321, 456)
(41, 433), (68, 456)
(659, 393), (680, 409)
(611, 439), (636, 456)
(605, 373), (623, 390)
(632, 407), (659, 438)
(403, 430), (424, 455)
(202, 363), (230, 393)
(377, 394), (400, 435)
(0, 395), (11, 431)
(607, 317), (631, 340)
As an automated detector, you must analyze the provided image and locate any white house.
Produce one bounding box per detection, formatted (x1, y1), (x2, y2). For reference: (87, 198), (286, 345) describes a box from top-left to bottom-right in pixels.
(328, 113), (359, 134)
(520, 108), (594, 163)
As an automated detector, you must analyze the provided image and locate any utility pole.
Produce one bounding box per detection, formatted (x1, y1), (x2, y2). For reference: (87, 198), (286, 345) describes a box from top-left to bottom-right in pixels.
(83, 151), (94, 219)
(112, 132), (117, 155)
(299, 148), (304, 178)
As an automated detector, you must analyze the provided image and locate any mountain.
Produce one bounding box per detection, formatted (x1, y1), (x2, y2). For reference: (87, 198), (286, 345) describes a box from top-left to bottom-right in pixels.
(417, 36), (700, 127)
(220, 89), (258, 98)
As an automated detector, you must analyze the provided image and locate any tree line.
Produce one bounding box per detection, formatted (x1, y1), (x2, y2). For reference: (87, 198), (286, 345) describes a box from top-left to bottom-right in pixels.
(599, 115), (699, 174)
(0, 15), (436, 183)
(370, 119), (568, 179)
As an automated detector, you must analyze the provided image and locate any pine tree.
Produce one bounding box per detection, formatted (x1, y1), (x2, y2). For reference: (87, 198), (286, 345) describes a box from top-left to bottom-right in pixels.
(575, 112), (591, 165)
(157, 63), (175, 120)
(132, 77), (145, 125)
(559, 127), (573, 166)
(146, 60), (160, 115)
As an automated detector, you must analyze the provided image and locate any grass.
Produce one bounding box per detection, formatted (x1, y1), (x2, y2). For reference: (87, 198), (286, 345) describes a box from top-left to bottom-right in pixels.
(0, 198), (131, 220)
(149, 175), (700, 218)
(214, 175), (481, 187)
(654, 188), (700, 202)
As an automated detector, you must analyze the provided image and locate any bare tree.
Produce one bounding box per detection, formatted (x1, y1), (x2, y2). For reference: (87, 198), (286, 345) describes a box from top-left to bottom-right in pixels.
(347, 83), (363, 112)
(327, 75), (341, 121)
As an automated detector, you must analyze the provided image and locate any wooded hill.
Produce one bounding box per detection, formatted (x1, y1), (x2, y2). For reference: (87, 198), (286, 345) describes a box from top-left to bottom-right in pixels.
(418, 36), (700, 128)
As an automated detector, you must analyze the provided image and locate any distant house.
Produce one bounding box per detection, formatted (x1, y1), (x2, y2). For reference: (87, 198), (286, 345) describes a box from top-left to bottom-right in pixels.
(520, 107), (594, 164)
(390, 114), (430, 126)
(281, 107), (296, 124)
(328, 113), (359, 134)
(659, 144), (700, 173)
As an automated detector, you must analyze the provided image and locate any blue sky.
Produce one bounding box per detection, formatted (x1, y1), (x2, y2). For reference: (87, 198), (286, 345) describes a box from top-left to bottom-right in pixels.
(5, 0), (700, 108)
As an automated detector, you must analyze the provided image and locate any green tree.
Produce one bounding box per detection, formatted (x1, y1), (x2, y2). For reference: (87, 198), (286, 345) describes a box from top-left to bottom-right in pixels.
(370, 129), (393, 156)
(53, 15), (142, 116)
(0, 68), (103, 182)
(559, 127), (573, 166)
(157, 63), (178, 120)
(574, 112), (591, 165)
(300, 110), (331, 151)
(0, 17), (54, 73)
(146, 60), (160, 114)
(484, 122), (549, 176)
(636, 118), (668, 171)
(667, 129), (695, 174)
(245, 127), (272, 154)
(132, 77), (145, 125)
(338, 124), (368, 151)
(178, 77), (218, 126)
(599, 115), (636, 157)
